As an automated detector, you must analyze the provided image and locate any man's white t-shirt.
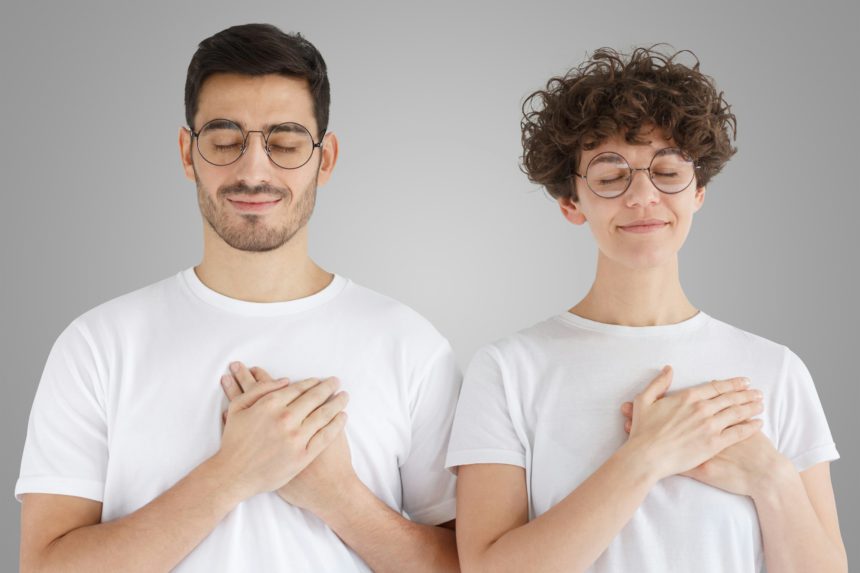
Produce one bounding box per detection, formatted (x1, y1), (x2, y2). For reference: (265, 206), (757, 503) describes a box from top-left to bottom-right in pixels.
(17, 269), (460, 572)
(445, 311), (839, 573)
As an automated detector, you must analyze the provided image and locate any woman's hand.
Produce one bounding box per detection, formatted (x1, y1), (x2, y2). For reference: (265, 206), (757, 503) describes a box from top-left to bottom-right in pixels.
(621, 391), (786, 497)
(620, 366), (765, 482)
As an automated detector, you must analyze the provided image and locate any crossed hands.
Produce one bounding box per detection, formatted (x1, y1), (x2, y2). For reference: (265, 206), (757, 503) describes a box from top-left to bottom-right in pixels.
(619, 366), (784, 497)
(214, 362), (359, 515)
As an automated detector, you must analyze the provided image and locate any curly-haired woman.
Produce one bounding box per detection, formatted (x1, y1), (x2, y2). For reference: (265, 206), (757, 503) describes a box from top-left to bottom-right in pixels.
(445, 47), (846, 573)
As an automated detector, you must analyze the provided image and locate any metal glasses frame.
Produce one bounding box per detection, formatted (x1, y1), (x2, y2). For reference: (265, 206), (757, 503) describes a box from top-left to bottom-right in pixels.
(572, 147), (699, 199)
(187, 118), (324, 169)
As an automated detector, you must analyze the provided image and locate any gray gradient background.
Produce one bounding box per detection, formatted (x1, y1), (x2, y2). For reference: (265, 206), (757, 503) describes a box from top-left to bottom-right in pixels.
(1, 0), (857, 568)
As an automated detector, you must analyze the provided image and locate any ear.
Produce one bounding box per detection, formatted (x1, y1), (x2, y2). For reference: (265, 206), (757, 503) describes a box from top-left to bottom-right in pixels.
(179, 127), (195, 182)
(692, 185), (707, 212)
(558, 196), (587, 225)
(315, 132), (339, 187)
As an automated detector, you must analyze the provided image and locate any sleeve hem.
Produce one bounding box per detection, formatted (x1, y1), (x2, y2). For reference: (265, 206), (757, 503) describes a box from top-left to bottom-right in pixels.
(789, 443), (840, 472)
(15, 476), (104, 503)
(445, 449), (526, 473)
(406, 497), (457, 525)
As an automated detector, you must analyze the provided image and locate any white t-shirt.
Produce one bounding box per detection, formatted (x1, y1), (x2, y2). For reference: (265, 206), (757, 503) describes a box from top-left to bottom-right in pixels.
(446, 311), (839, 573)
(17, 268), (460, 572)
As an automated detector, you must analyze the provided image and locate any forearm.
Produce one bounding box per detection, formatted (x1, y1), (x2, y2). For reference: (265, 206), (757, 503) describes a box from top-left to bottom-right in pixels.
(28, 456), (243, 573)
(316, 480), (459, 573)
(478, 442), (657, 573)
(754, 461), (847, 573)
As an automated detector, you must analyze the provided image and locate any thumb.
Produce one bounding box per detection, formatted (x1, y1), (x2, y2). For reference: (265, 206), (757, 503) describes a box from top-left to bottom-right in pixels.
(637, 365), (673, 406)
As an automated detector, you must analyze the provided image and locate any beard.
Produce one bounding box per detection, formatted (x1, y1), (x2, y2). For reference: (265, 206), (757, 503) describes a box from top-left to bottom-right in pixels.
(195, 173), (317, 253)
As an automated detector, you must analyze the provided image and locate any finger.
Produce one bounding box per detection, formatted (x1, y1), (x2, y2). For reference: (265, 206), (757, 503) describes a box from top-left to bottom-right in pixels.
(624, 419), (631, 433)
(249, 366), (275, 384)
(712, 400), (764, 430)
(258, 377), (326, 410)
(285, 377), (341, 421)
(637, 366), (673, 405)
(702, 388), (762, 416)
(305, 411), (348, 459)
(230, 376), (292, 411)
(621, 402), (633, 417)
(230, 361), (258, 392)
(689, 376), (750, 401)
(221, 374), (243, 401)
(717, 418), (763, 449)
(302, 391), (349, 437)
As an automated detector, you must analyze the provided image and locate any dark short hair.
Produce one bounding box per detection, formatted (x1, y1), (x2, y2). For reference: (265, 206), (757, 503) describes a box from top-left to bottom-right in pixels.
(185, 23), (330, 137)
(521, 46), (737, 201)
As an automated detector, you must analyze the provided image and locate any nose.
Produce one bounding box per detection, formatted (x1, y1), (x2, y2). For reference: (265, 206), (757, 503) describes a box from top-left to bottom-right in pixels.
(234, 131), (273, 185)
(624, 168), (660, 207)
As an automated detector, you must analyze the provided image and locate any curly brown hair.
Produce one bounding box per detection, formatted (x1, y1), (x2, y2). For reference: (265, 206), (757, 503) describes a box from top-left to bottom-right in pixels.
(521, 46), (737, 201)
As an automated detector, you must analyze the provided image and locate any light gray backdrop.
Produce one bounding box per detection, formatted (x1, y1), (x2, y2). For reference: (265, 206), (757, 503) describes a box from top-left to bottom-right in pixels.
(1, 0), (856, 568)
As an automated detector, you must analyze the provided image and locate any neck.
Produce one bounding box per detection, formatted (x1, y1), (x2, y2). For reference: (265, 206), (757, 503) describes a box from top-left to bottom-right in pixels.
(570, 251), (698, 327)
(195, 224), (332, 303)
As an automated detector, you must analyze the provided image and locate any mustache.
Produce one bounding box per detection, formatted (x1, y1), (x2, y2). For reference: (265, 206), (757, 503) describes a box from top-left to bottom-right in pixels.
(217, 182), (290, 200)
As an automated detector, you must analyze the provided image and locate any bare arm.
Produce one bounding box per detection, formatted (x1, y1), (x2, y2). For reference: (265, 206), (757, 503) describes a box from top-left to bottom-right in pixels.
(20, 457), (243, 573)
(455, 368), (763, 573)
(456, 447), (657, 573)
(754, 461), (847, 573)
(315, 481), (459, 573)
(20, 374), (347, 573)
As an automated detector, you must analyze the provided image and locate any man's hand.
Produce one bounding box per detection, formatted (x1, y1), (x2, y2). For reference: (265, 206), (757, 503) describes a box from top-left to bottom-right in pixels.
(620, 387), (785, 497)
(221, 363), (360, 515)
(215, 362), (349, 500)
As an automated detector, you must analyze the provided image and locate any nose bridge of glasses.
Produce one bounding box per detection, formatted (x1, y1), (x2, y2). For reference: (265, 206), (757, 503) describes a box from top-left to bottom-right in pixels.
(626, 166), (661, 201)
(242, 129), (271, 153)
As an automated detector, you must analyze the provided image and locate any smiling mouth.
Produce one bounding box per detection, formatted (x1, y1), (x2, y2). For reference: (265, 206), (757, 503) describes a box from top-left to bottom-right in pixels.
(227, 198), (283, 212)
(618, 221), (668, 233)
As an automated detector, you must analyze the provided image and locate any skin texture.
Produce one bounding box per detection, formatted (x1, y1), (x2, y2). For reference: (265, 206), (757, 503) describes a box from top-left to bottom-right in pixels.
(454, 129), (846, 573)
(20, 72), (459, 573)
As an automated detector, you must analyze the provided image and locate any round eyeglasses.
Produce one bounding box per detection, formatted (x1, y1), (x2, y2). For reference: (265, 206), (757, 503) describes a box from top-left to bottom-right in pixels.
(188, 119), (324, 169)
(572, 147), (698, 199)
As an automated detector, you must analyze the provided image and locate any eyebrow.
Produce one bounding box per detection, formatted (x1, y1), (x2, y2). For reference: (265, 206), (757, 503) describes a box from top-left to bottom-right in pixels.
(590, 154), (627, 166)
(200, 119), (308, 133)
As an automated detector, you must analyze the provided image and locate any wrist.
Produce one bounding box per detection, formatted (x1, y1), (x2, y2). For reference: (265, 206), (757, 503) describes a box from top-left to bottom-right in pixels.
(312, 475), (368, 526)
(201, 451), (255, 506)
(615, 438), (665, 486)
(750, 454), (797, 504)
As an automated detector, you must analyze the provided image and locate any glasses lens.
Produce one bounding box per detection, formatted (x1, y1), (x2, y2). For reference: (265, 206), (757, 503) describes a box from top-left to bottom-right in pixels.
(197, 120), (244, 166)
(650, 148), (695, 193)
(267, 123), (314, 169)
(586, 153), (631, 197)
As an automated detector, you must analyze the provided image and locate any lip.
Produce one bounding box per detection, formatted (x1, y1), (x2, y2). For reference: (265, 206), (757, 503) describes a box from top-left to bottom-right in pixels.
(618, 219), (669, 233)
(227, 197), (282, 213)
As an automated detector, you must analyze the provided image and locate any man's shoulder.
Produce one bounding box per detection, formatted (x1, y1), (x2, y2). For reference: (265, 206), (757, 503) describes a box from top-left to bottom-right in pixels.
(68, 272), (183, 335)
(339, 280), (450, 349)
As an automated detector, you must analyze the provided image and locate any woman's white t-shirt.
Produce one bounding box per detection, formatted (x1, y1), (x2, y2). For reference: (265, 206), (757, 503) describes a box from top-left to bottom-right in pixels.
(446, 311), (838, 573)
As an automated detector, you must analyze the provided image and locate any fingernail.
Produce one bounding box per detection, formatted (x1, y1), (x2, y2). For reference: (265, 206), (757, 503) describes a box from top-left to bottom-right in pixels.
(753, 390), (763, 399)
(220, 375), (231, 387)
(230, 362), (241, 372)
(741, 377), (750, 386)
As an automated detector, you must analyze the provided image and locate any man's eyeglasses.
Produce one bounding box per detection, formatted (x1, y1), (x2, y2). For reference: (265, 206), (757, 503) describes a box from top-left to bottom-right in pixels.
(187, 119), (324, 169)
(572, 147), (698, 199)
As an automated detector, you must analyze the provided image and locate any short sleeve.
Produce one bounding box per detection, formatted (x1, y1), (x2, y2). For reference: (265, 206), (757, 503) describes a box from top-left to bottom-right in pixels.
(445, 345), (526, 471)
(15, 320), (109, 502)
(399, 341), (462, 525)
(775, 348), (839, 472)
